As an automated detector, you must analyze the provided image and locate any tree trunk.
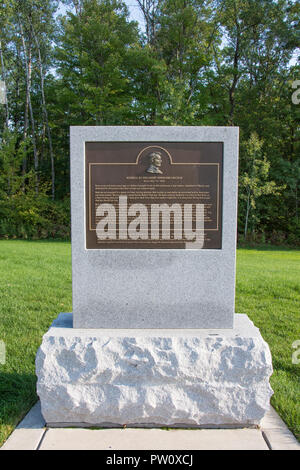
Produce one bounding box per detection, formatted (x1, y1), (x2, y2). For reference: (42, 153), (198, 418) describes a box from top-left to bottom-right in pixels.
(0, 39), (9, 128)
(137, 0), (158, 45)
(21, 35), (29, 180)
(32, 28), (55, 199)
(244, 190), (251, 239)
(20, 21), (38, 191)
(228, 33), (240, 125)
(72, 0), (83, 16)
(296, 185), (298, 223)
(228, 3), (240, 126)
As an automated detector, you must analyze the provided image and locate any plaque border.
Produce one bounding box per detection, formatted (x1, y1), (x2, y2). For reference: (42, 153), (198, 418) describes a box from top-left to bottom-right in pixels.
(86, 143), (222, 237)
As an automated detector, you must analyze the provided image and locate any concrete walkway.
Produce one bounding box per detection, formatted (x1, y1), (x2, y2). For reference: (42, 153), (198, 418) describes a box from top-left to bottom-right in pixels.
(1, 402), (299, 450)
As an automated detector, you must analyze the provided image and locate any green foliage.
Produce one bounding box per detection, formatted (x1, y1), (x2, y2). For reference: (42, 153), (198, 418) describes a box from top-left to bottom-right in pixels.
(55, 0), (139, 125)
(0, 192), (70, 240)
(0, 130), (70, 239)
(0, 0), (299, 242)
(239, 133), (284, 237)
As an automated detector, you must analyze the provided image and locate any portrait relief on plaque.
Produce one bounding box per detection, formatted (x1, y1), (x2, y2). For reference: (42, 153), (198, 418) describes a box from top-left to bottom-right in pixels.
(146, 152), (163, 174)
(85, 142), (223, 249)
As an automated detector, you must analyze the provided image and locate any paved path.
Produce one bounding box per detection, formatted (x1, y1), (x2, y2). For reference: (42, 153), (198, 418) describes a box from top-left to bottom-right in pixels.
(1, 402), (299, 450)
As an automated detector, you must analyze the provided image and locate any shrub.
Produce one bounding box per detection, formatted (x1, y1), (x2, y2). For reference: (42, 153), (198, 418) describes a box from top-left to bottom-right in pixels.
(0, 192), (70, 240)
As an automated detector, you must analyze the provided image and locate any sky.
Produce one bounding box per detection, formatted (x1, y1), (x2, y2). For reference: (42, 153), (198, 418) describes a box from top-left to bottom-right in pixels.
(123, 0), (145, 29)
(57, 1), (146, 30)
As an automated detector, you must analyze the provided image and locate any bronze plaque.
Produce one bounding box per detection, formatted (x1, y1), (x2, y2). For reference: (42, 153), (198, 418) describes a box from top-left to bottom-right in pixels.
(86, 142), (223, 249)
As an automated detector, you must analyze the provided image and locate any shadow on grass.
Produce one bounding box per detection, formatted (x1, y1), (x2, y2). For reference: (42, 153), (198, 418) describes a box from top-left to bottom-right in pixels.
(0, 238), (70, 245)
(0, 371), (38, 429)
(272, 358), (300, 377)
(237, 243), (300, 252)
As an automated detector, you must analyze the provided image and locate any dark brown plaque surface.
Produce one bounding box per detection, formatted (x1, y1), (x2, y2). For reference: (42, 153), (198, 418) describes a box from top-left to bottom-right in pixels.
(86, 142), (223, 249)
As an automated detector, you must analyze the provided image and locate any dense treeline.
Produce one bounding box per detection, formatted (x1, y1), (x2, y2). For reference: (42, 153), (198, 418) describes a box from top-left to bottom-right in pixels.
(0, 0), (299, 244)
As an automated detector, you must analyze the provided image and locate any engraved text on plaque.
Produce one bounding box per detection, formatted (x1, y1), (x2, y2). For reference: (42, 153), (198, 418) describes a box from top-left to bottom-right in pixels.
(86, 142), (223, 249)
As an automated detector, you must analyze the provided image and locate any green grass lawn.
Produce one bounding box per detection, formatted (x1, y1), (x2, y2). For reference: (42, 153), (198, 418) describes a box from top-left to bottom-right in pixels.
(0, 240), (299, 446)
(235, 246), (300, 441)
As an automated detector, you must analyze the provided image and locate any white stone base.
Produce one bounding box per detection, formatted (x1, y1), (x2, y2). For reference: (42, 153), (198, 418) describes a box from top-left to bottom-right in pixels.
(36, 314), (273, 428)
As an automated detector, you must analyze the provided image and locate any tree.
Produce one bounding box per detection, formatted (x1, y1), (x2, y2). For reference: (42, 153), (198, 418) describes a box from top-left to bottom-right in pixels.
(239, 133), (283, 238)
(132, 0), (220, 125)
(214, 0), (298, 125)
(136, 0), (160, 45)
(0, 0), (299, 243)
(55, 0), (139, 125)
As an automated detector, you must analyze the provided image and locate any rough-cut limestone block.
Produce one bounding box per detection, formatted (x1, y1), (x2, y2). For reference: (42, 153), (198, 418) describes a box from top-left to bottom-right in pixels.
(36, 313), (273, 427)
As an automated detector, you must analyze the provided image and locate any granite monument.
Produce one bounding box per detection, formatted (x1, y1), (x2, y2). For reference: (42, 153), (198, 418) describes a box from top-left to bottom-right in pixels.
(36, 126), (273, 428)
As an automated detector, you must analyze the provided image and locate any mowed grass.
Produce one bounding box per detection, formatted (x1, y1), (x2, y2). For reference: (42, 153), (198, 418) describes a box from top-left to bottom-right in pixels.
(0, 240), (72, 446)
(236, 247), (300, 441)
(0, 241), (299, 446)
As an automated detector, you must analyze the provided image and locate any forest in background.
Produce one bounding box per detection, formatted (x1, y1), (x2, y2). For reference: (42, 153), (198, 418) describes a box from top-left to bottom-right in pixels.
(0, 0), (299, 244)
